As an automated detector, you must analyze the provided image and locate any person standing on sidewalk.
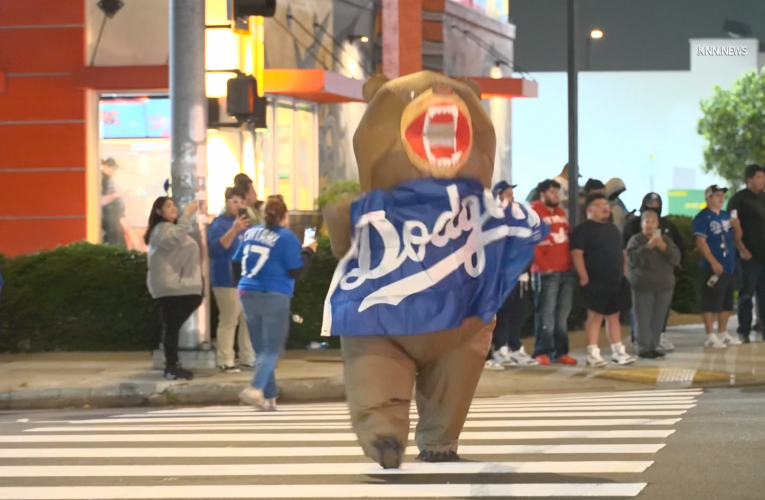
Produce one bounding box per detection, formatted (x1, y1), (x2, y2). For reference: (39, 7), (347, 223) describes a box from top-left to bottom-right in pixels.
(694, 185), (741, 348)
(234, 173), (264, 226)
(727, 164), (765, 343)
(145, 197), (203, 381)
(571, 193), (636, 367)
(530, 179), (577, 366)
(207, 187), (255, 373)
(234, 195), (317, 411)
(626, 210), (681, 358)
(486, 182), (538, 369)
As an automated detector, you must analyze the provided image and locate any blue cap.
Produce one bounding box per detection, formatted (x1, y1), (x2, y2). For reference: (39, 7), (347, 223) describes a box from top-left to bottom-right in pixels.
(493, 180), (517, 196)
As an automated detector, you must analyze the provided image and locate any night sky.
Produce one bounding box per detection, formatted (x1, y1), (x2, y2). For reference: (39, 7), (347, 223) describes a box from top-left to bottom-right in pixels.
(508, 0), (765, 72)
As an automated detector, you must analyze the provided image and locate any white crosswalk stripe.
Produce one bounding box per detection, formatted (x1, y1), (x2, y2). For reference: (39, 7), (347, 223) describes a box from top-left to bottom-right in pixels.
(0, 388), (702, 499)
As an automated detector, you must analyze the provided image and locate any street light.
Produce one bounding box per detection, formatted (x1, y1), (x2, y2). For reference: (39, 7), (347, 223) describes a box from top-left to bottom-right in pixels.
(585, 29), (603, 71)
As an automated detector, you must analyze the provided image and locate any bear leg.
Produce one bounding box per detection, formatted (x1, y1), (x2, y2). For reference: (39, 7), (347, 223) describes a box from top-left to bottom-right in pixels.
(410, 318), (493, 459)
(341, 336), (415, 469)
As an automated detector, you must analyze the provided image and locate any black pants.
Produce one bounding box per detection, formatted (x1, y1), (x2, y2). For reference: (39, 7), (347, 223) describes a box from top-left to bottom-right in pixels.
(158, 295), (202, 368)
(492, 281), (531, 352)
(737, 258), (765, 336)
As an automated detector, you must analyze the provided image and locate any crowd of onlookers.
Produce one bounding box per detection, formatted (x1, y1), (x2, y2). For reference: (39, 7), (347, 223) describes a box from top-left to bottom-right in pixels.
(486, 163), (765, 370)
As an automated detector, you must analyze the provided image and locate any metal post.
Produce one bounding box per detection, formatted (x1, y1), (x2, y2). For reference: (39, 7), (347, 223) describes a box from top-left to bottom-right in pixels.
(567, 0), (580, 226)
(169, 0), (210, 352)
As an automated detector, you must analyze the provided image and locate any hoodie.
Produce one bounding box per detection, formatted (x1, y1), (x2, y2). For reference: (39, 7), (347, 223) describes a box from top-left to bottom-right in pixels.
(621, 192), (685, 258)
(530, 200), (572, 273)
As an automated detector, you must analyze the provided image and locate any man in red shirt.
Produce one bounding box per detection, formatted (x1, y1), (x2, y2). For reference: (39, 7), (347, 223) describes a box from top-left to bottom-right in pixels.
(530, 179), (577, 365)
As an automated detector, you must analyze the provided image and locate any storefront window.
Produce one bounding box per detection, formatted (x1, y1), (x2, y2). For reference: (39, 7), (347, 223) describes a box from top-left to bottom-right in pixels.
(275, 103), (295, 209)
(98, 95), (171, 252)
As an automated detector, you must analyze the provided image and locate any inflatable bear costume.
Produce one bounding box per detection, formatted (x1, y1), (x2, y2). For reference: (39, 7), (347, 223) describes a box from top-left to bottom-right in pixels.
(320, 71), (547, 469)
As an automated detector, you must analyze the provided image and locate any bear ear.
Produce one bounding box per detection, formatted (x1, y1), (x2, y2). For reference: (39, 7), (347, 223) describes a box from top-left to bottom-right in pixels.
(362, 74), (390, 102)
(454, 77), (482, 99)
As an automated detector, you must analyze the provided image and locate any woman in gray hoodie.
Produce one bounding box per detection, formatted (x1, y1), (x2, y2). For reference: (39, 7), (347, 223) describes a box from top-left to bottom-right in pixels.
(145, 197), (203, 380)
(626, 210), (681, 359)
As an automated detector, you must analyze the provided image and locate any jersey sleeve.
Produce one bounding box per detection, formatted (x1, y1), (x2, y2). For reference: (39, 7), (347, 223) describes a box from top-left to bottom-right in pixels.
(232, 236), (245, 262)
(283, 232), (304, 270)
(692, 214), (708, 238)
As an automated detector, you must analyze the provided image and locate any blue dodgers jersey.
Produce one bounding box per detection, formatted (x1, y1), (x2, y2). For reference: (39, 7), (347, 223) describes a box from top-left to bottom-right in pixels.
(692, 208), (736, 274)
(321, 178), (549, 337)
(233, 225), (303, 297)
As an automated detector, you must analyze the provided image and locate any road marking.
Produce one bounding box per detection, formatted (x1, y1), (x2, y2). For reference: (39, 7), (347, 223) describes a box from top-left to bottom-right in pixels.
(0, 443), (665, 458)
(0, 461), (654, 477)
(0, 430), (675, 443)
(0, 483), (648, 498)
(26, 418), (681, 433)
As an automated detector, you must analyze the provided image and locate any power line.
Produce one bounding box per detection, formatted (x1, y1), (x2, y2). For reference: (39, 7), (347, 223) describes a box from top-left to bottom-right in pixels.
(287, 13), (353, 77)
(270, 16), (330, 71)
(313, 22), (373, 78)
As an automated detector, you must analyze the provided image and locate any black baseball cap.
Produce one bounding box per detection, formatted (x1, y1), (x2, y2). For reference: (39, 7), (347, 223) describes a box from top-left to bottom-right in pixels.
(704, 184), (728, 198)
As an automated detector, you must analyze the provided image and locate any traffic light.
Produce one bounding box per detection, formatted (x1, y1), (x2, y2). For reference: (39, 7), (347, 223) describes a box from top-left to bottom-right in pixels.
(233, 0), (276, 18)
(226, 74), (267, 129)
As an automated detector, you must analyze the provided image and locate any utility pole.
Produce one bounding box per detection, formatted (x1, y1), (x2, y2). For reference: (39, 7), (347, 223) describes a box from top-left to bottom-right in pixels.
(567, 0), (580, 226)
(166, 0), (214, 366)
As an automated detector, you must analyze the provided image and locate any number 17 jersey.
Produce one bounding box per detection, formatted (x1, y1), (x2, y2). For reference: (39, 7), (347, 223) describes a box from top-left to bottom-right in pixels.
(232, 224), (303, 297)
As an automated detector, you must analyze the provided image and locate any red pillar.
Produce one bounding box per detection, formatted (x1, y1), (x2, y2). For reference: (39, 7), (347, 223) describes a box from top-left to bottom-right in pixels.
(382, 0), (422, 78)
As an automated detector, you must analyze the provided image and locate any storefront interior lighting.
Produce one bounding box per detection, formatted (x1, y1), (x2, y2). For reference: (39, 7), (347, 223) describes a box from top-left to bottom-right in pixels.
(348, 35), (369, 43)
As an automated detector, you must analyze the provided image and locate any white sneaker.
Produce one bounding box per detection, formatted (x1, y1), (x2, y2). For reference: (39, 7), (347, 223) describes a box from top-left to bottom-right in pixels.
(659, 335), (675, 352)
(493, 346), (517, 366)
(720, 334), (742, 346)
(611, 344), (636, 365)
(263, 398), (277, 411)
(586, 347), (607, 368)
(704, 334), (727, 349)
(239, 387), (266, 409)
(510, 346), (539, 366)
(484, 359), (505, 371)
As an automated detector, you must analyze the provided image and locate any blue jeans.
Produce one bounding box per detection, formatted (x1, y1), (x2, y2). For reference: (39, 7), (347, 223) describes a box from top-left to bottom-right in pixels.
(532, 271), (574, 360)
(239, 291), (291, 399)
(737, 258), (765, 336)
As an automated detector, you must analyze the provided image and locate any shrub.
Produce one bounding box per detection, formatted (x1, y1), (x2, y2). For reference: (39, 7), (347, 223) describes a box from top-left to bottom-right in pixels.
(0, 243), (160, 352)
(315, 180), (361, 210)
(667, 215), (702, 314)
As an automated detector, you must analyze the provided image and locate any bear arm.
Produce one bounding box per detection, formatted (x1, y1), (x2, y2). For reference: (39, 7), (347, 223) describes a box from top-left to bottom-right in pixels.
(321, 196), (354, 259)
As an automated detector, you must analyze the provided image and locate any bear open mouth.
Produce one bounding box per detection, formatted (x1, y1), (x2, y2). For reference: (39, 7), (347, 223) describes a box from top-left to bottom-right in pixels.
(404, 103), (471, 170)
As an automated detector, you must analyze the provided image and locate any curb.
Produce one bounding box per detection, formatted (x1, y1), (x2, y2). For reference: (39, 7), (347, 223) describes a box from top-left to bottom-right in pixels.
(0, 377), (347, 411)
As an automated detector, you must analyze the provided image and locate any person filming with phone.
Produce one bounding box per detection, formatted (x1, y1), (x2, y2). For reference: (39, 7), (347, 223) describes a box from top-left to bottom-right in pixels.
(207, 187), (255, 373)
(233, 195), (318, 411)
(694, 185), (741, 348)
(626, 210), (681, 358)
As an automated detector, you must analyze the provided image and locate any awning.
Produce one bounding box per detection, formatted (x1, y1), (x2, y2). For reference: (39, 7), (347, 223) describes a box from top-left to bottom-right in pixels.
(468, 77), (538, 99)
(71, 66), (365, 103)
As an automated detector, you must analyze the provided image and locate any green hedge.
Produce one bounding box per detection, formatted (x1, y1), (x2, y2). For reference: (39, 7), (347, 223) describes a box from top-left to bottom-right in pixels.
(0, 215), (703, 353)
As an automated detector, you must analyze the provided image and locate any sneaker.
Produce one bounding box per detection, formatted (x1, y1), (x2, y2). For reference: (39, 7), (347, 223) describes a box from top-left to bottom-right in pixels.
(510, 346), (539, 366)
(164, 366), (193, 380)
(493, 346), (516, 366)
(612, 344), (636, 365)
(238, 361), (255, 369)
(720, 334), (742, 346)
(535, 354), (551, 366)
(659, 335), (675, 352)
(586, 347), (607, 368)
(263, 398), (277, 411)
(638, 350), (659, 359)
(555, 354), (578, 365)
(652, 349), (666, 357)
(484, 359), (505, 371)
(239, 387), (266, 409)
(219, 365), (241, 373)
(704, 335), (727, 349)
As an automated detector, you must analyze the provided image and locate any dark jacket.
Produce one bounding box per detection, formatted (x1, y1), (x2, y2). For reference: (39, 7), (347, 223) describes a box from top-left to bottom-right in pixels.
(622, 193), (685, 258)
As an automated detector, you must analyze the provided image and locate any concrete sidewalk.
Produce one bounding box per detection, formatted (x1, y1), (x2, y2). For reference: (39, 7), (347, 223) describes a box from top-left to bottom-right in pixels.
(2, 318), (764, 410)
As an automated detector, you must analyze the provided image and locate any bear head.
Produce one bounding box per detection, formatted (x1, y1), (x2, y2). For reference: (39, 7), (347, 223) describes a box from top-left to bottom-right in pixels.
(353, 71), (496, 192)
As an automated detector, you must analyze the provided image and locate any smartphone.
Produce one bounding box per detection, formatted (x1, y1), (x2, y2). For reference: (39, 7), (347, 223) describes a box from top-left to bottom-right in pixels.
(238, 208), (248, 218)
(304, 227), (316, 246)
(653, 229), (661, 236)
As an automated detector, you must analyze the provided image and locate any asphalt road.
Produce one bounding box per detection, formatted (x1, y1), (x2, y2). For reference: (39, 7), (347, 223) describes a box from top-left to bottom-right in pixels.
(0, 387), (761, 499)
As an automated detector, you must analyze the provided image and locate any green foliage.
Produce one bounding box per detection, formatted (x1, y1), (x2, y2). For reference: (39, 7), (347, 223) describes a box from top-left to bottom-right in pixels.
(698, 70), (765, 190)
(666, 215), (702, 314)
(315, 180), (361, 210)
(0, 243), (160, 353)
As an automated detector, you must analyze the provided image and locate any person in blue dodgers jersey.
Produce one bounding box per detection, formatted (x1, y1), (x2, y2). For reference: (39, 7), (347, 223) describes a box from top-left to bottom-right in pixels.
(320, 71), (548, 470)
(233, 195), (317, 411)
(693, 184), (741, 348)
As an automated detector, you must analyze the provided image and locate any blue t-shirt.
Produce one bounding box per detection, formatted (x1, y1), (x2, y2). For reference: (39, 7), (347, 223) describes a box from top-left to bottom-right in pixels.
(207, 214), (246, 288)
(693, 208), (735, 274)
(233, 225), (303, 297)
